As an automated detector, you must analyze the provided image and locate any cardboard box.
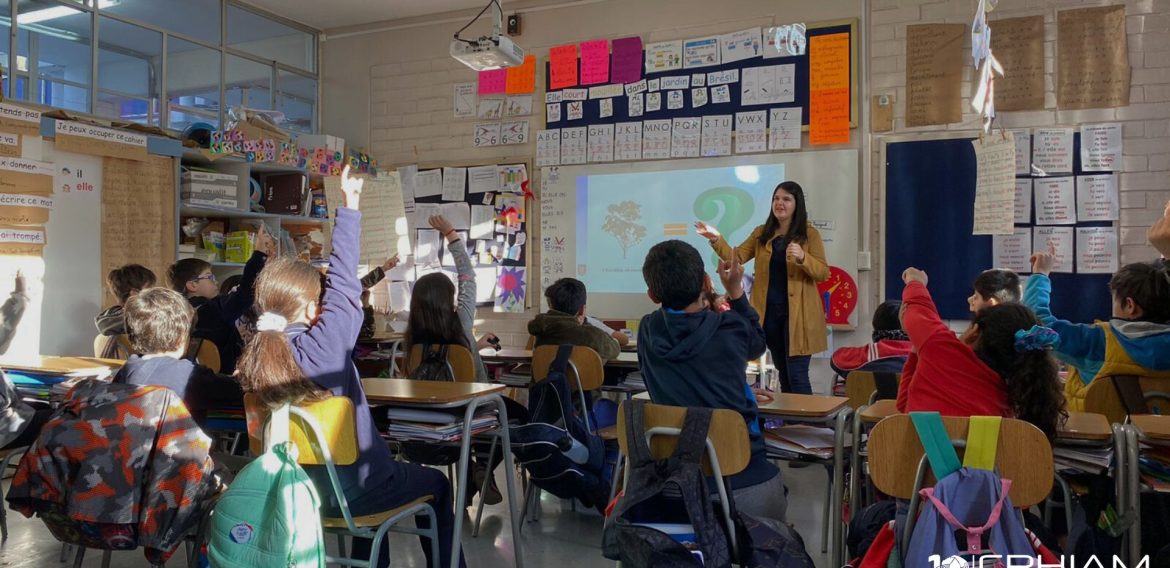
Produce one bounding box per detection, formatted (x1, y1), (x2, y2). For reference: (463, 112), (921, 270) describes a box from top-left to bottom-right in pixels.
(181, 171), (239, 209)
(295, 134), (345, 153)
(260, 173), (307, 215)
(224, 231), (255, 263)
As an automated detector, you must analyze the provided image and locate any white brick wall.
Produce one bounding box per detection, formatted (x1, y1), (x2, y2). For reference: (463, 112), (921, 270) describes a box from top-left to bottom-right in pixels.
(868, 0), (1170, 267)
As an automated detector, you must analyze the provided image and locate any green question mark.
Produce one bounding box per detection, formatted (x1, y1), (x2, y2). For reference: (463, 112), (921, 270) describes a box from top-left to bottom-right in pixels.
(693, 187), (756, 265)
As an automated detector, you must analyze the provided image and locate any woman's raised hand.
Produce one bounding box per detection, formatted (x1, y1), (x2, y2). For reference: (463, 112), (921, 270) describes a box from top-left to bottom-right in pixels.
(694, 221), (720, 242)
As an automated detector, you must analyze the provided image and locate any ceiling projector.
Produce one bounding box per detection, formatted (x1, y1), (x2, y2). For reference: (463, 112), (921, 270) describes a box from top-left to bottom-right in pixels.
(450, 34), (526, 71)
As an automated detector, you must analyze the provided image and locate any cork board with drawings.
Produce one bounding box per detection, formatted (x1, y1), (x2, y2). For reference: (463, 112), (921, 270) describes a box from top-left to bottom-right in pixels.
(399, 160), (532, 314)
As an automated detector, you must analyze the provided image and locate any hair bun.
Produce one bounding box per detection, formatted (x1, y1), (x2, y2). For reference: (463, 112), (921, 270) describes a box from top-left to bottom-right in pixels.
(1014, 325), (1060, 353)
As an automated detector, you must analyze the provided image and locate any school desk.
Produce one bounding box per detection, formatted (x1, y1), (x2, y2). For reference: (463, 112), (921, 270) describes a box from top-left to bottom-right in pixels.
(360, 378), (523, 568)
(0, 355), (123, 375)
(848, 399), (901, 523)
(356, 331), (406, 376)
(1045, 411), (1121, 538)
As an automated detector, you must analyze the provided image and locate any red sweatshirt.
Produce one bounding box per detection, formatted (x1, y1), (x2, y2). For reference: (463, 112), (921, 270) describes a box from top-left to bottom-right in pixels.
(896, 281), (1012, 418)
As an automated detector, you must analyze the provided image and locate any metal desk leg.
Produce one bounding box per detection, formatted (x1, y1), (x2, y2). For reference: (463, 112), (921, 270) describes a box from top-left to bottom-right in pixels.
(849, 407), (865, 519)
(491, 394), (525, 568)
(448, 399), (478, 568)
(831, 408), (851, 568)
(1126, 425), (1141, 566)
(388, 340), (403, 377)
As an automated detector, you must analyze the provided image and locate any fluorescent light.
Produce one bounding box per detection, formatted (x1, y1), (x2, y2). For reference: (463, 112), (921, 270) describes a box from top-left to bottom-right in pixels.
(735, 166), (761, 184)
(17, 0), (120, 25)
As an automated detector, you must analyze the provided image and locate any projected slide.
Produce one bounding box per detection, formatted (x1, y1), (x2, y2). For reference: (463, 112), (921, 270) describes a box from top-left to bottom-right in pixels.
(575, 164), (784, 293)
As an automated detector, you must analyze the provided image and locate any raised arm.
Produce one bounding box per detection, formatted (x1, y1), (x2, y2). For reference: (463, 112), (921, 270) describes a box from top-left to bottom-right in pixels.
(700, 222), (760, 265)
(1022, 256), (1102, 362)
(0, 273), (29, 355)
(720, 257), (767, 359)
(899, 270), (953, 353)
(431, 215), (477, 331)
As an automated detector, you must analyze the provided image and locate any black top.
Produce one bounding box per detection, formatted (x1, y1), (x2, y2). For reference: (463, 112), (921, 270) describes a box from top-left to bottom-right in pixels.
(766, 236), (789, 312)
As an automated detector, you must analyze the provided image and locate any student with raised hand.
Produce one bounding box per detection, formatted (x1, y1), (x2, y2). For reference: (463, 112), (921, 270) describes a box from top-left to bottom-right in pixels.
(1150, 199), (1170, 259)
(168, 225), (277, 374)
(1024, 242), (1170, 411)
(638, 240), (786, 523)
(968, 268), (1022, 313)
(0, 272), (52, 450)
(898, 267), (1066, 439)
(696, 181), (829, 394)
(235, 167), (463, 568)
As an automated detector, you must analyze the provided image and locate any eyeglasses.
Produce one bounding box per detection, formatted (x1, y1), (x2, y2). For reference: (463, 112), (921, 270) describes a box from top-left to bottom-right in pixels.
(193, 274), (217, 283)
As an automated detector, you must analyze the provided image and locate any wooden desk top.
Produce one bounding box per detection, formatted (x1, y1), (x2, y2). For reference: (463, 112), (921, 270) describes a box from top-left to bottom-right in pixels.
(860, 400), (899, 424)
(360, 378), (505, 404)
(1057, 412), (1113, 442)
(757, 393), (849, 418)
(1131, 414), (1170, 442)
(1, 356), (123, 375)
(358, 331), (405, 344)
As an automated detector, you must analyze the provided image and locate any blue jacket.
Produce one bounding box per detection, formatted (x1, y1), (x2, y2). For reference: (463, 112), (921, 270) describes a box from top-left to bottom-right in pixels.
(638, 295), (776, 490)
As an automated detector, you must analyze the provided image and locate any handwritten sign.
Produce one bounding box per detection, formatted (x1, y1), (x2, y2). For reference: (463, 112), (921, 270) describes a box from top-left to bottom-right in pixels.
(735, 111), (767, 154)
(55, 121), (148, 161)
(642, 120), (672, 160)
(670, 118), (701, 158)
(0, 103), (42, 137)
(478, 69), (506, 95)
(101, 156), (176, 304)
(611, 36), (643, 84)
(359, 173), (409, 265)
(1057, 5), (1129, 109)
(905, 24), (964, 127)
(0, 225), (46, 256)
(549, 44), (579, 90)
(505, 55), (536, 94)
(990, 16), (1045, 111)
(580, 39), (610, 85)
(0, 157), (54, 195)
(809, 33), (850, 145)
(971, 134), (1017, 235)
(0, 132), (22, 158)
(536, 129), (561, 167)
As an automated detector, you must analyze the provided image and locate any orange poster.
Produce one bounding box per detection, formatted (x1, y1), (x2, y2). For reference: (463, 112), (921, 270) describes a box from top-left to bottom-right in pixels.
(809, 33), (851, 145)
(549, 44), (579, 90)
(506, 55), (537, 94)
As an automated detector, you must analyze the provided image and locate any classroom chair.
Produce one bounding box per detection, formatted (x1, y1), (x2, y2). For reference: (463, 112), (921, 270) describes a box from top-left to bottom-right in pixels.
(614, 400), (752, 559)
(92, 334), (222, 373)
(843, 370), (900, 411)
(867, 414), (1055, 556)
(1083, 374), (1170, 424)
(243, 394), (440, 568)
(406, 344), (477, 382)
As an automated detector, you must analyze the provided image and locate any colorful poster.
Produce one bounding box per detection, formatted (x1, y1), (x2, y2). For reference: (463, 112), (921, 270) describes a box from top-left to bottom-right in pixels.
(611, 36), (644, 84)
(645, 40), (682, 73)
(683, 36), (720, 69)
(720, 28), (763, 64)
(477, 69), (506, 95)
(505, 54), (536, 94)
(580, 39), (610, 85)
(495, 267), (526, 313)
(809, 33), (850, 145)
(549, 44), (579, 90)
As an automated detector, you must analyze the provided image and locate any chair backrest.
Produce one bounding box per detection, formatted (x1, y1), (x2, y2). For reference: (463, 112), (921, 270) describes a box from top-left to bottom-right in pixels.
(96, 334), (221, 373)
(532, 344), (604, 392)
(405, 343), (476, 382)
(193, 339), (221, 373)
(93, 334), (114, 358)
(525, 335), (536, 349)
(867, 414), (1053, 508)
(844, 370), (901, 410)
(1084, 374), (1170, 424)
(243, 394), (359, 466)
(616, 401), (750, 477)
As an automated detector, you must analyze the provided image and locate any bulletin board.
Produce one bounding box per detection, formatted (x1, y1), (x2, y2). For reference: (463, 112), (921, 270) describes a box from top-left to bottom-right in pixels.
(883, 135), (1113, 323)
(543, 19), (858, 130)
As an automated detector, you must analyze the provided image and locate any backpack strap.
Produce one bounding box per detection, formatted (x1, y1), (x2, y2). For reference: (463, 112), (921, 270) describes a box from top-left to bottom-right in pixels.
(624, 399), (655, 467)
(673, 406), (713, 464)
(551, 343), (574, 375)
(962, 416), (1002, 471)
(1110, 375), (1149, 415)
(873, 371), (899, 401)
(265, 403), (291, 453)
(910, 412), (961, 480)
(919, 478), (1013, 556)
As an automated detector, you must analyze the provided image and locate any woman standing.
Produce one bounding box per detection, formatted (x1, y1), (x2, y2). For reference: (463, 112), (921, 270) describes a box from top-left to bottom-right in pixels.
(696, 181), (829, 394)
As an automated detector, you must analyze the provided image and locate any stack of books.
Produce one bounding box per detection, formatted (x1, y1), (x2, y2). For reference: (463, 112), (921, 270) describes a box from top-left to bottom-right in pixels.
(385, 408), (498, 442)
(1139, 443), (1170, 492)
(764, 425), (849, 460)
(1053, 446), (1113, 475)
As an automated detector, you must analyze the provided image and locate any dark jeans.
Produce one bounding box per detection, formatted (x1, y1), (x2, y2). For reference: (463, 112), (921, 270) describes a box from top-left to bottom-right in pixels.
(347, 460), (467, 568)
(763, 307), (812, 394)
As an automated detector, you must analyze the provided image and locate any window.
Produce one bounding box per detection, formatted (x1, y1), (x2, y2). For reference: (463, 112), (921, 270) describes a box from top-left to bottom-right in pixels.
(97, 16), (160, 124)
(278, 70), (315, 133)
(100, 0), (220, 45)
(167, 38), (220, 130)
(16, 0), (93, 113)
(225, 54), (271, 111)
(227, 4), (314, 73)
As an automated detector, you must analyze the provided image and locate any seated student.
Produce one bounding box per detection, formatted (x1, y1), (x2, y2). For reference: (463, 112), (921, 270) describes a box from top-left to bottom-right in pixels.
(830, 300), (911, 381)
(236, 169), (462, 568)
(0, 272), (52, 450)
(1024, 243), (1170, 411)
(968, 268), (1022, 313)
(168, 227), (275, 374)
(114, 287), (244, 426)
(638, 240), (786, 523)
(529, 278), (621, 360)
(898, 267), (1066, 439)
(95, 264), (156, 337)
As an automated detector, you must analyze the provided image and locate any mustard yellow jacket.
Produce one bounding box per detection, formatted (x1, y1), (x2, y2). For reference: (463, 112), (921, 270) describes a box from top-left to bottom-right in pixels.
(711, 223), (829, 356)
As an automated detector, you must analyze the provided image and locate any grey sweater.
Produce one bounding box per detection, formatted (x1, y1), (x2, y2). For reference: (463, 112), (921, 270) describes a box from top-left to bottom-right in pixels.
(446, 238), (489, 382)
(0, 291), (35, 447)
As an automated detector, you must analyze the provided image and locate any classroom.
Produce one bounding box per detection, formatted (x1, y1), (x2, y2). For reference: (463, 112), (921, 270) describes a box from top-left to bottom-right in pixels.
(0, 0), (1168, 566)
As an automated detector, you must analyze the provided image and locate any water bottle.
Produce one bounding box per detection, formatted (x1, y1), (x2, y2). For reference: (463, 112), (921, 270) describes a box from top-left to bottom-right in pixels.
(557, 435), (589, 464)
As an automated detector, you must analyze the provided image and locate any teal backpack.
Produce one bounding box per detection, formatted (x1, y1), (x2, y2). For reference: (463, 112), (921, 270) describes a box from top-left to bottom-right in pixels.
(208, 404), (326, 568)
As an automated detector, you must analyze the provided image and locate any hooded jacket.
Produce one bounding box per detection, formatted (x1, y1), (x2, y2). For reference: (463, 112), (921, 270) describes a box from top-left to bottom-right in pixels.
(113, 355), (244, 426)
(638, 295), (777, 489)
(1023, 274), (1170, 410)
(94, 305), (126, 336)
(0, 289), (34, 448)
(529, 310), (621, 361)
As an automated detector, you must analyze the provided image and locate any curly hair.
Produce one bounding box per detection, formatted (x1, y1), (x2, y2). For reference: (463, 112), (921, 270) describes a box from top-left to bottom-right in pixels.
(972, 303), (1067, 440)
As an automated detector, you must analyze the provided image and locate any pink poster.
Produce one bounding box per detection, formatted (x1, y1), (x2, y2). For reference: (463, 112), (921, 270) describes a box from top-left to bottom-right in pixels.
(610, 36), (644, 84)
(579, 39), (610, 85)
(478, 69), (506, 95)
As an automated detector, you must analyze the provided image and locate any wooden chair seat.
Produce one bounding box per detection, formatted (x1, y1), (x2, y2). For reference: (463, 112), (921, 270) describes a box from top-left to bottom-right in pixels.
(859, 399), (899, 424)
(597, 425), (618, 441)
(322, 496), (433, 529)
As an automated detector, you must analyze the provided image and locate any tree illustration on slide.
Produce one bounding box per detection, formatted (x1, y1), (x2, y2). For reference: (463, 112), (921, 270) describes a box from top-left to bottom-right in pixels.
(603, 201), (647, 259)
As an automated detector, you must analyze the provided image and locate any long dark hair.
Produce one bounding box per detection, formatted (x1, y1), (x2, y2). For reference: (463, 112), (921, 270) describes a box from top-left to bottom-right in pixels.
(971, 303), (1067, 440)
(406, 273), (469, 349)
(757, 181), (809, 246)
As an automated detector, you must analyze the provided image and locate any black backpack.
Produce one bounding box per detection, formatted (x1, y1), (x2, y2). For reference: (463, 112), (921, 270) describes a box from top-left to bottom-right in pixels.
(602, 400), (732, 568)
(413, 344), (453, 381)
(509, 344), (609, 506)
